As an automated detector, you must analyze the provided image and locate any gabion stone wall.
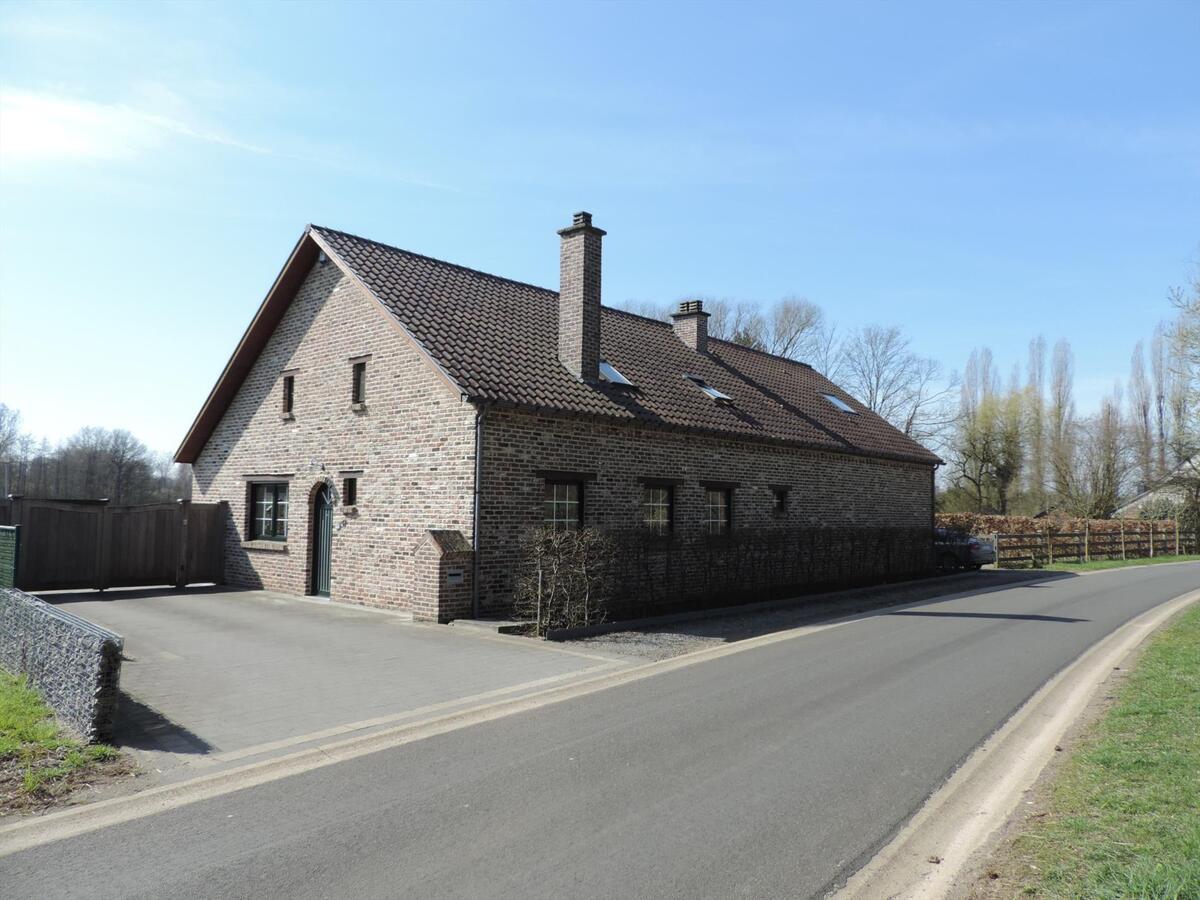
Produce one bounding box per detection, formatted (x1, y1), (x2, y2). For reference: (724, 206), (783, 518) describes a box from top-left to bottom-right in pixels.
(0, 588), (124, 742)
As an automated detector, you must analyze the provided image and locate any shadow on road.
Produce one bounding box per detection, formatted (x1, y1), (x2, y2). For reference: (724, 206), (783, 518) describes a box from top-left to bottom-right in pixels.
(886, 610), (1088, 624)
(40, 584), (237, 605)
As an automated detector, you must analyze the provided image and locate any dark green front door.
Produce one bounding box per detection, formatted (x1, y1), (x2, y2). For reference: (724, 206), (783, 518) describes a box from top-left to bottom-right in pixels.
(312, 483), (333, 597)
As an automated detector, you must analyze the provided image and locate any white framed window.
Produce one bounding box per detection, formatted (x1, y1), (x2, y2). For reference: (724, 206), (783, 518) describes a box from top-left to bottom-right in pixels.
(544, 481), (582, 530)
(703, 487), (731, 535)
(642, 485), (673, 534)
(250, 483), (289, 541)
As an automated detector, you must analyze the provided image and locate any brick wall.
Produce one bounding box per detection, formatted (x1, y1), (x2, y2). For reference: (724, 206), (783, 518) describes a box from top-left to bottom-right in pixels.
(190, 258), (934, 622)
(191, 260), (477, 619)
(476, 408), (934, 611)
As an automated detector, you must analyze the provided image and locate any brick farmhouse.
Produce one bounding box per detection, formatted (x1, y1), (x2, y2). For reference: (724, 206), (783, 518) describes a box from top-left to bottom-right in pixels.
(176, 213), (940, 622)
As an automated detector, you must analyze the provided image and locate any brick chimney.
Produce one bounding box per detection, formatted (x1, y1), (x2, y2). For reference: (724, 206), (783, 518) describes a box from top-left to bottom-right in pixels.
(671, 300), (709, 353)
(557, 211), (605, 382)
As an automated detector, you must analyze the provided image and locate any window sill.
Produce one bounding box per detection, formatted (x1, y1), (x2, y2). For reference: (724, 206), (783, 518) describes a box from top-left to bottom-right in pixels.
(340, 505), (358, 516)
(281, 413), (295, 423)
(350, 402), (367, 413)
(242, 540), (288, 552)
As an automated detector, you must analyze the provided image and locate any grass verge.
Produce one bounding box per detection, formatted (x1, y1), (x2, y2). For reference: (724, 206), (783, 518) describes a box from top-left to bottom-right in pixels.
(1, 670), (128, 814)
(1039, 553), (1200, 573)
(991, 603), (1200, 898)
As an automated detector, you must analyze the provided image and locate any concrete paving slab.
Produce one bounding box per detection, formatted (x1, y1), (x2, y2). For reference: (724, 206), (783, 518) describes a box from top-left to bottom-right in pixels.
(42, 587), (627, 780)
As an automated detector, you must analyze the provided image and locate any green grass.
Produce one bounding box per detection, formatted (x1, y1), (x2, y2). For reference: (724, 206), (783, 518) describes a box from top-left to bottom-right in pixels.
(1040, 553), (1200, 572)
(1012, 603), (1200, 898)
(0, 670), (119, 796)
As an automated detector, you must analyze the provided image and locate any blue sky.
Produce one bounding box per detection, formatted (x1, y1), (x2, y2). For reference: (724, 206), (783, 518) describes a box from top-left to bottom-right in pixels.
(1, 0), (1197, 454)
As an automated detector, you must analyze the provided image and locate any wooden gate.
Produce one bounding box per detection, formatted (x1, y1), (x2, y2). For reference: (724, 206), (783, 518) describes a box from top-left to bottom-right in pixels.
(3, 498), (227, 592)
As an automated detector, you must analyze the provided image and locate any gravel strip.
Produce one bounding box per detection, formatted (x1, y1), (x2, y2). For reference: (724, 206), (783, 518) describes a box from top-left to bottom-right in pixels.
(569, 570), (1057, 662)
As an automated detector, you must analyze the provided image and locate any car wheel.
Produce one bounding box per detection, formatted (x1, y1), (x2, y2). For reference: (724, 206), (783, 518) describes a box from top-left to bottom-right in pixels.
(939, 553), (958, 571)
(970, 564), (983, 571)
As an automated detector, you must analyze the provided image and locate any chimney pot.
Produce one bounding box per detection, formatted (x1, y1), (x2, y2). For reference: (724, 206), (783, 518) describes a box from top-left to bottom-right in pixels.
(671, 299), (710, 353)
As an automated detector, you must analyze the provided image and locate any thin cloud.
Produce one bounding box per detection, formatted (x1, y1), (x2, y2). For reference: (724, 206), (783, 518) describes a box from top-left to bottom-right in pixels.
(0, 89), (273, 165)
(0, 87), (458, 191)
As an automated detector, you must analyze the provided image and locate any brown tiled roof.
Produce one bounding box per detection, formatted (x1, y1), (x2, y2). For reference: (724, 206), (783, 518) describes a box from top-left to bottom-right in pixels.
(311, 226), (939, 466)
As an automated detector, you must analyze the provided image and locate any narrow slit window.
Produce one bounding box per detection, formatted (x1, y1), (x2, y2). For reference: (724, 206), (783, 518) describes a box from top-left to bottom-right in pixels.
(282, 375), (295, 416)
(352, 361), (367, 405)
(772, 487), (789, 515)
(343, 477), (358, 506)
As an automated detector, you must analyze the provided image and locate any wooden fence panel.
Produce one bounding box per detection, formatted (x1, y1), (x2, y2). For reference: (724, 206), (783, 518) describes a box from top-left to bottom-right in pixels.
(105, 503), (180, 588)
(995, 525), (1197, 569)
(19, 502), (105, 590)
(6, 498), (227, 592)
(183, 502), (226, 585)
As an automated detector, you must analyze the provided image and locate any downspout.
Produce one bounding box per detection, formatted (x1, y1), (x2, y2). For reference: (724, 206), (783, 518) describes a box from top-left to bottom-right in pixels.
(471, 402), (486, 619)
(931, 463), (939, 529)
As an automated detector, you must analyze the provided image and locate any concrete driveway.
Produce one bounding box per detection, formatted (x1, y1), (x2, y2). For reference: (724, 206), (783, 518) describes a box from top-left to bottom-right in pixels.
(44, 588), (624, 780)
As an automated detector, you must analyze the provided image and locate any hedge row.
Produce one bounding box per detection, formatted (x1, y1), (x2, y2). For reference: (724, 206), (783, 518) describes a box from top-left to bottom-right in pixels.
(935, 512), (1178, 538)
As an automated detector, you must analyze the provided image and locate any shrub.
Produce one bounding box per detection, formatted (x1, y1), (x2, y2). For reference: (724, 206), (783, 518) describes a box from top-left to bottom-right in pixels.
(513, 527), (617, 636)
(1138, 496), (1183, 521)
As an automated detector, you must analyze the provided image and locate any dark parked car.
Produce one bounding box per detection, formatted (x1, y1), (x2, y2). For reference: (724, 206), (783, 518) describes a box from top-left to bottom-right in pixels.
(934, 527), (997, 571)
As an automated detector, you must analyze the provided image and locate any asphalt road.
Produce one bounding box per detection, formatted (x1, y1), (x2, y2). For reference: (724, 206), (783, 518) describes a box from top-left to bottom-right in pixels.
(7, 564), (1199, 900)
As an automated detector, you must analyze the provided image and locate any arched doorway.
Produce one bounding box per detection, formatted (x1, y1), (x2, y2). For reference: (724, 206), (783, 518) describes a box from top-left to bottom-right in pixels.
(310, 482), (333, 597)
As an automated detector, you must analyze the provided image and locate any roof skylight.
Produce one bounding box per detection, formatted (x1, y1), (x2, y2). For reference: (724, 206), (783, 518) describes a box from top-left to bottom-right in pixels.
(686, 374), (732, 403)
(599, 360), (635, 386)
(823, 393), (856, 413)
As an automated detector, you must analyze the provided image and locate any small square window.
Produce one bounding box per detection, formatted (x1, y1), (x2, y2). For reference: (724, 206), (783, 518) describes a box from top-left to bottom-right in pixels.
(642, 485), (673, 534)
(282, 375), (295, 415)
(343, 477), (358, 506)
(703, 488), (731, 535)
(352, 361), (367, 405)
(544, 481), (582, 531)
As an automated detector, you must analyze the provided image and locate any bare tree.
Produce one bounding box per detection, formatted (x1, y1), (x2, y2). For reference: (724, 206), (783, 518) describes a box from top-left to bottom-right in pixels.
(1151, 323), (1170, 476)
(1025, 336), (1048, 513)
(1049, 339), (1076, 504)
(0, 404), (19, 493)
(765, 296), (823, 358)
(805, 321), (848, 384)
(108, 429), (149, 505)
(840, 325), (956, 445)
(1066, 386), (1131, 517)
(704, 298), (766, 348)
(1129, 340), (1155, 492)
(0, 407), (184, 505)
